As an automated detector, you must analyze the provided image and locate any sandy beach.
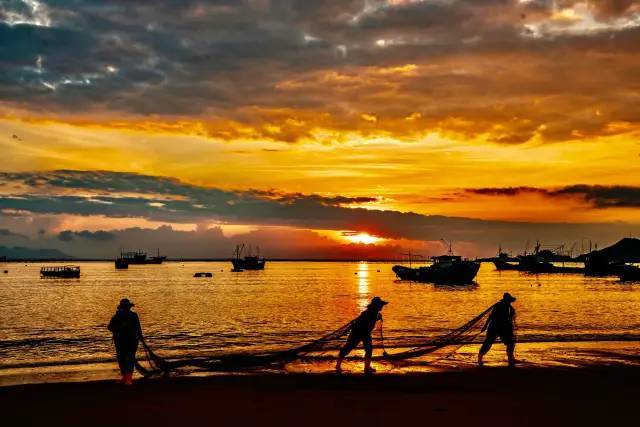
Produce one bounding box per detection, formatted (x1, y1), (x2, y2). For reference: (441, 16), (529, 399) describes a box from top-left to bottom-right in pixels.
(1, 366), (638, 427)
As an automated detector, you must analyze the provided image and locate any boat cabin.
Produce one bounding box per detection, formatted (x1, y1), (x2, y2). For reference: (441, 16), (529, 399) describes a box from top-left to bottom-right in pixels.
(40, 265), (81, 278)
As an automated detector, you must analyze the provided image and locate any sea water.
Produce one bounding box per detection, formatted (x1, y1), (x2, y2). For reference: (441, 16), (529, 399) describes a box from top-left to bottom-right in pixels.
(1, 261), (640, 384)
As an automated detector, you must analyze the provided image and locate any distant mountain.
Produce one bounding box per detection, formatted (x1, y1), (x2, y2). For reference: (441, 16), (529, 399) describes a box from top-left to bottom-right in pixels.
(581, 238), (640, 263)
(0, 246), (73, 260)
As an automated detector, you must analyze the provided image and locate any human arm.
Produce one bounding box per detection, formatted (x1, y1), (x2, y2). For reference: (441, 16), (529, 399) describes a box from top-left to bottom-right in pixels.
(481, 306), (496, 333)
(107, 314), (116, 333)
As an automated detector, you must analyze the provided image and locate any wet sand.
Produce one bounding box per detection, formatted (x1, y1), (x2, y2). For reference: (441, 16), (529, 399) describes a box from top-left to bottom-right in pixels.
(1, 366), (638, 427)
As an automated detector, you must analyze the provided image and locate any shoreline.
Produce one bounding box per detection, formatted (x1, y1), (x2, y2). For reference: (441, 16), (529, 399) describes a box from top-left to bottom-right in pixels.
(2, 366), (639, 426)
(3, 340), (640, 388)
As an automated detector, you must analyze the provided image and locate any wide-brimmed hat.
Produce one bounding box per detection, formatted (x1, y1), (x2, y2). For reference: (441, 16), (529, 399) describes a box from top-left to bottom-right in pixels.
(369, 296), (389, 307)
(118, 298), (135, 309)
(502, 292), (516, 302)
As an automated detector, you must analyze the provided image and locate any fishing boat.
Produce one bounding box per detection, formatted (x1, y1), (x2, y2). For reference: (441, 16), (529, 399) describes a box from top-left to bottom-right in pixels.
(40, 265), (80, 278)
(115, 256), (128, 269)
(497, 241), (584, 274)
(194, 272), (213, 278)
(618, 265), (640, 282)
(393, 255), (480, 285)
(518, 251), (584, 274)
(119, 249), (166, 265)
(231, 244), (266, 270)
(492, 247), (520, 271)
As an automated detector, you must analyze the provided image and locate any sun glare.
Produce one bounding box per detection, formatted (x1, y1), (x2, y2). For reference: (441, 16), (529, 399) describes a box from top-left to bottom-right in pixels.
(342, 232), (383, 245)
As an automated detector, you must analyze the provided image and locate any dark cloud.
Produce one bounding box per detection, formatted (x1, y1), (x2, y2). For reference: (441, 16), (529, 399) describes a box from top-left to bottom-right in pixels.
(1, 171), (639, 251)
(466, 185), (640, 208)
(57, 229), (115, 242)
(465, 187), (544, 197)
(1, 1), (639, 143)
(553, 185), (640, 208)
(0, 228), (27, 239)
(56, 230), (73, 241)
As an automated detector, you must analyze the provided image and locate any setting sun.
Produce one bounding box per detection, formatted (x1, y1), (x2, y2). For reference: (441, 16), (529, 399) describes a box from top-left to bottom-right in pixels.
(342, 232), (383, 245)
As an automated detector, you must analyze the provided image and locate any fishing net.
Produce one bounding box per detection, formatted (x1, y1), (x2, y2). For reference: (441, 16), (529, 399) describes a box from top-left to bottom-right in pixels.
(134, 303), (498, 377)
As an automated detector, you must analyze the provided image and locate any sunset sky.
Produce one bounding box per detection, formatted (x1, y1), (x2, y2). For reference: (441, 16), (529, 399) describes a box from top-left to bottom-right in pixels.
(1, 0), (639, 258)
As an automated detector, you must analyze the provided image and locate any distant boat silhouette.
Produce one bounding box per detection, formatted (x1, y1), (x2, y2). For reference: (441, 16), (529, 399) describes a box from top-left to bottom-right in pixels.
(495, 241), (583, 273)
(41, 265), (80, 278)
(618, 265), (640, 282)
(491, 245), (519, 270)
(118, 248), (166, 265)
(194, 272), (213, 277)
(115, 256), (128, 269)
(231, 244), (265, 270)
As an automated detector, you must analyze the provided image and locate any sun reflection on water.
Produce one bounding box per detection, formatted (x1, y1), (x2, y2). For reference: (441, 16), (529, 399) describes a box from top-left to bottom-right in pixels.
(357, 261), (370, 310)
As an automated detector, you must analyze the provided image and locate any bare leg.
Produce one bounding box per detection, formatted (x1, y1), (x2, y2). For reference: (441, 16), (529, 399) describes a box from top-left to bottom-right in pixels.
(363, 336), (375, 373)
(507, 343), (516, 367)
(363, 355), (375, 373)
(478, 333), (495, 366)
(336, 333), (359, 373)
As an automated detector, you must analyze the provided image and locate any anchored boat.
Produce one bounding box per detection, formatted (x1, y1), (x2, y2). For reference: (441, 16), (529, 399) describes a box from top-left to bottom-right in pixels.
(115, 256), (128, 269)
(118, 249), (166, 265)
(393, 255), (480, 285)
(494, 241), (584, 274)
(618, 265), (640, 282)
(231, 244), (266, 270)
(493, 251), (520, 271)
(194, 272), (213, 278)
(41, 265), (80, 278)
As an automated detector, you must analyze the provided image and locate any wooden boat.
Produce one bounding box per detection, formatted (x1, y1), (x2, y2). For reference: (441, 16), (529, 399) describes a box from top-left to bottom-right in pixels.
(496, 241), (584, 274)
(40, 265), (80, 278)
(119, 249), (166, 265)
(489, 246), (520, 270)
(194, 272), (213, 277)
(231, 244), (265, 270)
(393, 255), (480, 285)
(618, 265), (640, 282)
(518, 254), (584, 274)
(493, 259), (520, 271)
(115, 257), (128, 269)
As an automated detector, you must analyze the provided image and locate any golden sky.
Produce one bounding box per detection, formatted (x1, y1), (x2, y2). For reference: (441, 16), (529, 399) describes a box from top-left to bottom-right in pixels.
(1, 0), (639, 258)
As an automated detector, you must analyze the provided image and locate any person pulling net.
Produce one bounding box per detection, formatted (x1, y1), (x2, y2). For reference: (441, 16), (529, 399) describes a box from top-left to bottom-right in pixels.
(335, 297), (388, 374)
(478, 292), (517, 367)
(133, 294), (513, 377)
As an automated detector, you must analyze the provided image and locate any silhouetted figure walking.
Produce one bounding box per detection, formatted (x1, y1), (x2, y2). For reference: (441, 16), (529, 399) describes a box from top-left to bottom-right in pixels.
(478, 292), (516, 367)
(336, 297), (388, 374)
(108, 298), (142, 384)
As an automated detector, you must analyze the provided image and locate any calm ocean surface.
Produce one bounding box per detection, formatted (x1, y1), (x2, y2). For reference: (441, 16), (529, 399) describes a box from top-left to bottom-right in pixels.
(2, 261), (640, 384)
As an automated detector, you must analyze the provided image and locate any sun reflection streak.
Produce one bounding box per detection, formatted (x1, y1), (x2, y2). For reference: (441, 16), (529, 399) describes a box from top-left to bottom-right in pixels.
(357, 261), (370, 310)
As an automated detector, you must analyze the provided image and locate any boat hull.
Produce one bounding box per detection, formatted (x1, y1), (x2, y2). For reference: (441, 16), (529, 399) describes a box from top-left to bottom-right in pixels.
(40, 267), (80, 278)
(618, 265), (640, 282)
(493, 260), (520, 271)
(124, 257), (166, 265)
(231, 259), (265, 270)
(392, 262), (480, 285)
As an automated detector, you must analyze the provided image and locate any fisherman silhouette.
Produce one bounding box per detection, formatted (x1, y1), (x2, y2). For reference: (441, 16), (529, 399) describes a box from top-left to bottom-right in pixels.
(478, 292), (517, 367)
(336, 296), (388, 374)
(107, 298), (142, 385)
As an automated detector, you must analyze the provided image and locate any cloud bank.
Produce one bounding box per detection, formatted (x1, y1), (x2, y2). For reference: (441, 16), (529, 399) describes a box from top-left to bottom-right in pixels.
(1, 170), (639, 257)
(1, 0), (640, 143)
